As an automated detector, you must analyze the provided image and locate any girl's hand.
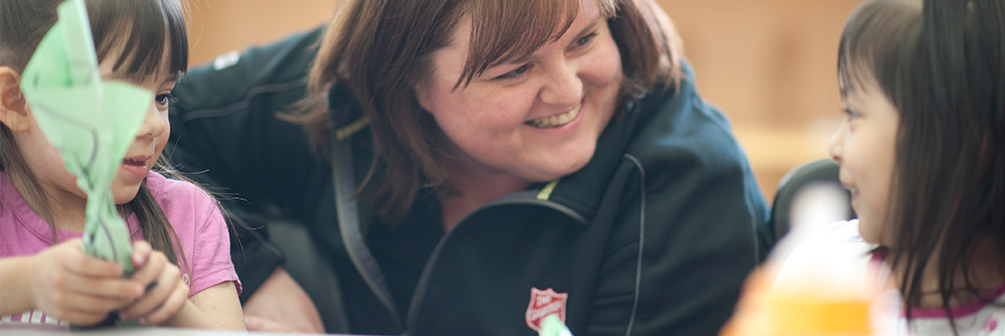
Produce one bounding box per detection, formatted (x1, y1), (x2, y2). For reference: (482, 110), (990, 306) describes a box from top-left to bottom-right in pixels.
(28, 239), (145, 325)
(117, 241), (189, 325)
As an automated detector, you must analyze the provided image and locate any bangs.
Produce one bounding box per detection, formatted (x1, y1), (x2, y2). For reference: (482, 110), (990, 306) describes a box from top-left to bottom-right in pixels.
(88, 0), (188, 81)
(457, 0), (617, 88)
(837, 0), (921, 99)
(837, 50), (879, 98)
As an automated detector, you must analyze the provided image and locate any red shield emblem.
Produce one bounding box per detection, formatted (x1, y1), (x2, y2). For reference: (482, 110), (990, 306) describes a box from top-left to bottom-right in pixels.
(525, 287), (568, 332)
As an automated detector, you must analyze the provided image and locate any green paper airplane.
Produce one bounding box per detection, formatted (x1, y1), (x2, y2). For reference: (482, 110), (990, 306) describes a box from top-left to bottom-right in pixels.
(20, 0), (153, 277)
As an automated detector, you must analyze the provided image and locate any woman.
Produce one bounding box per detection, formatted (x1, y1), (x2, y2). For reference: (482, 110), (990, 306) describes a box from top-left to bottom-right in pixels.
(169, 0), (771, 334)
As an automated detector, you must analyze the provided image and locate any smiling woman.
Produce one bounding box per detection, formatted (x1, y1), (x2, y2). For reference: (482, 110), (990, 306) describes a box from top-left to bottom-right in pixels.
(168, 0), (772, 334)
(300, 0), (680, 225)
(413, 4), (626, 227)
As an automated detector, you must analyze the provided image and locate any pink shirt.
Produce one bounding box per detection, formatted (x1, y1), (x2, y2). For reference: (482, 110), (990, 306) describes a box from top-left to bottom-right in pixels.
(0, 171), (240, 325)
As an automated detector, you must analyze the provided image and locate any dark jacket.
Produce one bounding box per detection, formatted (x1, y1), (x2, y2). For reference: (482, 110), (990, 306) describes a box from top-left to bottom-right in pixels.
(169, 27), (773, 336)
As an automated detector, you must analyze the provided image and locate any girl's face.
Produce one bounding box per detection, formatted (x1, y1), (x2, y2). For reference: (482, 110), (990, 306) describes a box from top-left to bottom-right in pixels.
(829, 78), (900, 245)
(17, 41), (175, 206)
(415, 0), (623, 184)
(100, 55), (176, 205)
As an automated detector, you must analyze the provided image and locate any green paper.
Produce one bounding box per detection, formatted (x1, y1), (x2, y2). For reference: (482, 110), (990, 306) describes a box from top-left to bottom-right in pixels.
(539, 314), (573, 336)
(19, 0), (152, 276)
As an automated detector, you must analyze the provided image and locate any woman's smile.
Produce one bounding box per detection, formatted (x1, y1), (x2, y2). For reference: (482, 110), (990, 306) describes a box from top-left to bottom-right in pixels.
(525, 101), (583, 128)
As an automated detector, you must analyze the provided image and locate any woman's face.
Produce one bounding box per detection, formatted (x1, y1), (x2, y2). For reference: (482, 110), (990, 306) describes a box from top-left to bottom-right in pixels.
(415, 0), (623, 184)
(829, 78), (900, 245)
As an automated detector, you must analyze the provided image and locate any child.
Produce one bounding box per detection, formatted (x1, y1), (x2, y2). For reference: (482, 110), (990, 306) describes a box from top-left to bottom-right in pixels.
(722, 0), (1003, 335)
(0, 0), (244, 330)
(827, 0), (1003, 334)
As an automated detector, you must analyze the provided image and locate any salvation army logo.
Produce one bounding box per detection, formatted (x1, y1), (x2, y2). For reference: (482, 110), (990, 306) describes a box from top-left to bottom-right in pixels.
(525, 287), (568, 332)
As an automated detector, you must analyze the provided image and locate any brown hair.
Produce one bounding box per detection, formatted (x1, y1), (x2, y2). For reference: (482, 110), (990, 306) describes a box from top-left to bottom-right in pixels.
(839, 0), (1005, 332)
(297, 0), (682, 223)
(0, 0), (191, 268)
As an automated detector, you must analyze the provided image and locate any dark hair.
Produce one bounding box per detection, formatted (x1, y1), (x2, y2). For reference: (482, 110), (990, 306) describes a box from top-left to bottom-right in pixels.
(298, 0), (682, 223)
(0, 0), (191, 268)
(839, 0), (1005, 331)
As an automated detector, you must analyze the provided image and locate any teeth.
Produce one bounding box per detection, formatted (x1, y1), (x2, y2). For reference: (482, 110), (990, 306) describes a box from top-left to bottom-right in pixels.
(526, 104), (581, 128)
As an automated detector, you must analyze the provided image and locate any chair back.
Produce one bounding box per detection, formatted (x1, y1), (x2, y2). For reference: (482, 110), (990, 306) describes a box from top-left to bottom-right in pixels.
(769, 159), (855, 241)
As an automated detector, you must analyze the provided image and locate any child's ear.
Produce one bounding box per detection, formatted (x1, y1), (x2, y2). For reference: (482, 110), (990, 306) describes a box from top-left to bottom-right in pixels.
(0, 66), (31, 132)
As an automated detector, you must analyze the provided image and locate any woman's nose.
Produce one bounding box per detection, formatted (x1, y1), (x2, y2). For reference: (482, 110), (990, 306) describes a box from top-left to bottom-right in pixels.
(539, 62), (583, 107)
(135, 103), (167, 139)
(828, 121), (846, 163)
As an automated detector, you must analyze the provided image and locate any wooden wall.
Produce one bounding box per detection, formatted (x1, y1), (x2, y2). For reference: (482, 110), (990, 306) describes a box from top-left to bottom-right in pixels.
(659, 0), (859, 200)
(185, 0), (863, 201)
(185, 0), (335, 64)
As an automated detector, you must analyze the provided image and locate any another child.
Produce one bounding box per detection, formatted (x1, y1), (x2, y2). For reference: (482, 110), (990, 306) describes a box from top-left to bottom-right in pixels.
(825, 0), (1002, 334)
(0, 0), (244, 330)
(722, 0), (1003, 335)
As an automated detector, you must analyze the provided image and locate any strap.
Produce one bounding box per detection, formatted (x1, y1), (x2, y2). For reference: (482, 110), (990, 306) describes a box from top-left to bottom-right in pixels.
(330, 129), (403, 328)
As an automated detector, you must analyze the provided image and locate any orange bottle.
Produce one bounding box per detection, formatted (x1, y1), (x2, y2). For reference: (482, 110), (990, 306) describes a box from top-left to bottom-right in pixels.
(721, 184), (892, 336)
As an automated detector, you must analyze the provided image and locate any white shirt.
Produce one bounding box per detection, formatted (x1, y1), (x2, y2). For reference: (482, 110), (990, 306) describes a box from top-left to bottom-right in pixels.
(779, 220), (1004, 336)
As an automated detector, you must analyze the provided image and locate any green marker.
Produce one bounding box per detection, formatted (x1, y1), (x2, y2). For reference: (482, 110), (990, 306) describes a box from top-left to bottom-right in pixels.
(19, 0), (152, 277)
(539, 314), (573, 336)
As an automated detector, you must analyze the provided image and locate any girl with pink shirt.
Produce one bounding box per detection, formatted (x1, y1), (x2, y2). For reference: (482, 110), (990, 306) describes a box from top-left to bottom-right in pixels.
(0, 0), (243, 330)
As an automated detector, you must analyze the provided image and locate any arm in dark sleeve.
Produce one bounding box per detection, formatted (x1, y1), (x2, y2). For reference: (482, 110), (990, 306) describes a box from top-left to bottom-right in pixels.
(633, 155), (766, 335)
(587, 82), (770, 335)
(167, 26), (329, 298)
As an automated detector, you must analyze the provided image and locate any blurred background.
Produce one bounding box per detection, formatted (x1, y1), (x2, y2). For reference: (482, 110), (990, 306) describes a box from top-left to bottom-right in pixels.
(184, 0), (860, 202)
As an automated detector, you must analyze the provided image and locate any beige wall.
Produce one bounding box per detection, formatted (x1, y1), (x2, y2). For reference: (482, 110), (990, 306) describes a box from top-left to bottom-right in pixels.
(186, 0), (862, 201)
(186, 0), (335, 65)
(659, 0), (859, 199)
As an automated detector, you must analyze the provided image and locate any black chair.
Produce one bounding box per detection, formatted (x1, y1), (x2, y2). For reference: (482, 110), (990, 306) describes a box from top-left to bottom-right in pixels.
(768, 159), (856, 242)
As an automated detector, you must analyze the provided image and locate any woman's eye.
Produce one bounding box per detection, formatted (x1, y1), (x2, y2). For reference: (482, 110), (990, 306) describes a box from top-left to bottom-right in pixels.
(495, 64), (530, 80)
(575, 32), (597, 47)
(156, 93), (178, 106)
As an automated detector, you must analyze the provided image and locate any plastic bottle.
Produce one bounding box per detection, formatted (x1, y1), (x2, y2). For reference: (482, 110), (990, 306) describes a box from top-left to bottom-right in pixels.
(721, 183), (894, 336)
